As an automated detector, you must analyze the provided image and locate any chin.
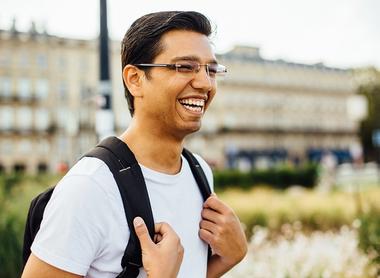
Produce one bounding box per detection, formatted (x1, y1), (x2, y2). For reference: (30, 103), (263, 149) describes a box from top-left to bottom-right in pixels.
(188, 121), (202, 132)
(176, 123), (202, 138)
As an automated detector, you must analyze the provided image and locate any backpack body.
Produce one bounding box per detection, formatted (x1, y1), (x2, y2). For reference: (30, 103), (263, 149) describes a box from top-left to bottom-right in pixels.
(22, 136), (211, 278)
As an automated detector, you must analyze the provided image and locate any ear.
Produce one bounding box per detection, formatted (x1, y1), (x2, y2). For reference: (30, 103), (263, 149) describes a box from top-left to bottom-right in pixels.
(122, 65), (145, 97)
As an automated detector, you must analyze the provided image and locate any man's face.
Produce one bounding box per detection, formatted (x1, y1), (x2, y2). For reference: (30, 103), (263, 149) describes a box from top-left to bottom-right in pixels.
(138, 30), (217, 139)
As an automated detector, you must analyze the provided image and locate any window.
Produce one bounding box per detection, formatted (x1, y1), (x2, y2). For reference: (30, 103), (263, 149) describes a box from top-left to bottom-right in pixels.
(36, 79), (49, 100)
(38, 139), (50, 154)
(19, 51), (29, 68)
(17, 107), (33, 130)
(37, 54), (48, 69)
(35, 108), (50, 130)
(18, 79), (31, 100)
(80, 107), (91, 124)
(58, 136), (68, 152)
(58, 82), (68, 101)
(0, 77), (12, 98)
(58, 56), (66, 69)
(18, 139), (32, 154)
(80, 57), (88, 72)
(0, 106), (14, 130)
(0, 51), (11, 67)
(56, 108), (68, 128)
(0, 139), (12, 155)
(80, 84), (92, 100)
(79, 135), (92, 153)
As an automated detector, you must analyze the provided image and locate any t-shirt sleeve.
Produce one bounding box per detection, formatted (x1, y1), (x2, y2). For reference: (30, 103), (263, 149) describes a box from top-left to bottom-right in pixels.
(31, 174), (111, 275)
(193, 154), (214, 192)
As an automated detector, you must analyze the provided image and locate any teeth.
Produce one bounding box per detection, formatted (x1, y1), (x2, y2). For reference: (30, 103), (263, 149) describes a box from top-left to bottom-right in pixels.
(182, 104), (202, 112)
(179, 98), (205, 107)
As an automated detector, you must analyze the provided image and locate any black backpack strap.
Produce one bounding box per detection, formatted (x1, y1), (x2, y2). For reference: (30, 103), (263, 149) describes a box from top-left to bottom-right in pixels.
(182, 148), (213, 259)
(182, 148), (212, 200)
(84, 137), (155, 278)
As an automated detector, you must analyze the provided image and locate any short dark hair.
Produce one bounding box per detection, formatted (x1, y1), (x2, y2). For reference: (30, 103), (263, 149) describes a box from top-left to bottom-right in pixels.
(121, 11), (213, 116)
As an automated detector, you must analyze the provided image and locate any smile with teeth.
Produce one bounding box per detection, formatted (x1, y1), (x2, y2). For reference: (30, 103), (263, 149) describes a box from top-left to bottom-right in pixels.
(178, 98), (205, 113)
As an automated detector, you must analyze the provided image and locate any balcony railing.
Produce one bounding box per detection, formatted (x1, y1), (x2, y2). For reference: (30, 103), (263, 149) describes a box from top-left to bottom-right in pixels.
(0, 93), (48, 104)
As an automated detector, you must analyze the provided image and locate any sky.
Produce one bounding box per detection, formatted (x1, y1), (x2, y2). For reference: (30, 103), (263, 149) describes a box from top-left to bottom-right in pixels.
(1, 0), (379, 69)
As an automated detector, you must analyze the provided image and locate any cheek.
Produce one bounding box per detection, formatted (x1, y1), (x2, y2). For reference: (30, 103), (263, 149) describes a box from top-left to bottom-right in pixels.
(205, 90), (216, 110)
(164, 78), (191, 104)
(145, 75), (192, 112)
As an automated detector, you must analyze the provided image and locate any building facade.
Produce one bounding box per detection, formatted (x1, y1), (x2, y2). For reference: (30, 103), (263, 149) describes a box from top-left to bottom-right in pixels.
(0, 25), (99, 173)
(0, 26), (366, 173)
(185, 46), (366, 168)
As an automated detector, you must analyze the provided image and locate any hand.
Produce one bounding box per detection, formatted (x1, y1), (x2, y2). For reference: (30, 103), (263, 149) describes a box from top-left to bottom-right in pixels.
(133, 217), (184, 278)
(199, 194), (247, 275)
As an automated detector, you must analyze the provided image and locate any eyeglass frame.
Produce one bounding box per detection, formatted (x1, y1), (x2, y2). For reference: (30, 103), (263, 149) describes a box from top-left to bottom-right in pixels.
(133, 62), (227, 79)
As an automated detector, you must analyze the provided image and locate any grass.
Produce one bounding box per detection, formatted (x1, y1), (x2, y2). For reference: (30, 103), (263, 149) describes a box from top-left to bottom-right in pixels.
(218, 185), (380, 238)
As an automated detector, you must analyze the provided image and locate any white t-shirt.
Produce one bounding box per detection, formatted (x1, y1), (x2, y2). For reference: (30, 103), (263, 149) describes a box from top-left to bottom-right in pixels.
(31, 153), (213, 278)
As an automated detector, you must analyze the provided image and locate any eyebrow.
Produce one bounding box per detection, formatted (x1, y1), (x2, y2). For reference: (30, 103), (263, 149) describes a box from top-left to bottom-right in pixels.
(171, 55), (218, 64)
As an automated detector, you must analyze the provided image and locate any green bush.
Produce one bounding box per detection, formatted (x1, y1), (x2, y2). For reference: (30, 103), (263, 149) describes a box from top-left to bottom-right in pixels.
(0, 173), (22, 194)
(214, 163), (318, 191)
(358, 208), (380, 270)
(0, 213), (23, 278)
(0, 173), (60, 278)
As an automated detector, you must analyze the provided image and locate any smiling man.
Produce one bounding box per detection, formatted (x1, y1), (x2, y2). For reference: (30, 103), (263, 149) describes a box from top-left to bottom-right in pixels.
(22, 11), (247, 278)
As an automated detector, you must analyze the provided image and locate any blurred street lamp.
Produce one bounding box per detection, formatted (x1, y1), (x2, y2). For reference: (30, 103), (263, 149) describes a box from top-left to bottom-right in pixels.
(95, 0), (115, 140)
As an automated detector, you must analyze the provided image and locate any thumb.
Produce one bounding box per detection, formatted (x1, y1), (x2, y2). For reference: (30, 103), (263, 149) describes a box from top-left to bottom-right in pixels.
(133, 217), (154, 250)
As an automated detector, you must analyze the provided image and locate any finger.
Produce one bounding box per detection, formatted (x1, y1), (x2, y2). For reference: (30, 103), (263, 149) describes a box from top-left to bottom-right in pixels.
(134, 217), (154, 250)
(154, 222), (174, 237)
(201, 208), (222, 224)
(199, 219), (218, 234)
(199, 228), (213, 245)
(203, 195), (229, 214)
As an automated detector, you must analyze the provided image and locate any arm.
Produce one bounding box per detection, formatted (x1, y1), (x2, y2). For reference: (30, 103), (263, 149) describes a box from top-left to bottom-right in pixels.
(134, 217), (184, 278)
(22, 254), (83, 278)
(199, 194), (248, 278)
(22, 218), (184, 278)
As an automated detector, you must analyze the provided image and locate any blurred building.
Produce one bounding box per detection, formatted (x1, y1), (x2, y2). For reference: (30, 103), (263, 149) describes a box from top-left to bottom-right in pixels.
(186, 46), (367, 168)
(0, 23), (96, 173)
(0, 25), (366, 173)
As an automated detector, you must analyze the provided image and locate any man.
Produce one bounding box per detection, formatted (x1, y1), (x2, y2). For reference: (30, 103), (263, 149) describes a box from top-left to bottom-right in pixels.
(22, 11), (247, 277)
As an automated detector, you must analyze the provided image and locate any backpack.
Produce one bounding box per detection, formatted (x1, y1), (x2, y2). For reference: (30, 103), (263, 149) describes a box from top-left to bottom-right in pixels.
(22, 136), (212, 278)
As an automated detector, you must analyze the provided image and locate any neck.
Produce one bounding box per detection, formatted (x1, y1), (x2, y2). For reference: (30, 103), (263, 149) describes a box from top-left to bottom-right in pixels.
(119, 119), (185, 174)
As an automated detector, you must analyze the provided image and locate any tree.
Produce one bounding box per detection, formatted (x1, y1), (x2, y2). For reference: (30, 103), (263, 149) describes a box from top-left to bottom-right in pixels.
(358, 79), (380, 162)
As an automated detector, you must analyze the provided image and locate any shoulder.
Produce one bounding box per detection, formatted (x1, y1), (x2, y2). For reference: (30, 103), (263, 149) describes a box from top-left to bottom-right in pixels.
(65, 156), (112, 180)
(46, 156), (120, 231)
(55, 157), (116, 197)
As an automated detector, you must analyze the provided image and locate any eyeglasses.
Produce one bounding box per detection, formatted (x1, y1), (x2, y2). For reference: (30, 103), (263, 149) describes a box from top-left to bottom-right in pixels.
(134, 61), (227, 79)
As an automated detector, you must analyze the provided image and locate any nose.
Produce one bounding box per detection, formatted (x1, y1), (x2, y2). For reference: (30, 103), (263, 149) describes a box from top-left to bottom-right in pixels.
(191, 66), (213, 91)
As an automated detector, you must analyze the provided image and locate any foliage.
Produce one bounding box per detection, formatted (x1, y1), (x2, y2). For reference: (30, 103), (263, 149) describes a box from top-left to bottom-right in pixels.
(358, 83), (380, 162)
(358, 208), (380, 272)
(218, 186), (380, 239)
(0, 173), (60, 278)
(213, 163), (319, 191)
